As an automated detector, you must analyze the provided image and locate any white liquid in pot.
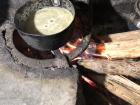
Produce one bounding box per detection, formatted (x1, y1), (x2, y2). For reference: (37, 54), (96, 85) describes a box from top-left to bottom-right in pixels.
(25, 7), (74, 36)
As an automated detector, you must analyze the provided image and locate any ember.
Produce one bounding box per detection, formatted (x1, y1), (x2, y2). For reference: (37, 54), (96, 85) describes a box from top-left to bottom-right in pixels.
(1, 0), (140, 105)
(59, 38), (82, 54)
(60, 37), (110, 60)
(59, 37), (98, 88)
(81, 75), (96, 88)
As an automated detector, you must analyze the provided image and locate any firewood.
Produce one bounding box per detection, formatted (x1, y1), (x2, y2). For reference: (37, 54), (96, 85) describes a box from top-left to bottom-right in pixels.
(95, 30), (140, 59)
(78, 59), (140, 78)
(84, 73), (140, 105)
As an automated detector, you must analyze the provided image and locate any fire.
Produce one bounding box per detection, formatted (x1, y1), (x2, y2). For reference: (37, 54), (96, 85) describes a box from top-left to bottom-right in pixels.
(60, 37), (112, 60)
(59, 35), (113, 88)
(67, 43), (77, 49)
(59, 37), (99, 88)
(96, 43), (105, 53)
(81, 76), (96, 87)
(60, 38), (82, 54)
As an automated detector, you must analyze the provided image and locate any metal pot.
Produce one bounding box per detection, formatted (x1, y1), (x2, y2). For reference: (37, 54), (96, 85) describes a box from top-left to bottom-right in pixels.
(14, 0), (75, 51)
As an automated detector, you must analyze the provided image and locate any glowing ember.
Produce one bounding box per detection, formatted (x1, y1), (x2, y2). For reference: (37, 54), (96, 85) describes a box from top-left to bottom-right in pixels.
(72, 57), (82, 61)
(67, 43), (77, 49)
(60, 38), (82, 54)
(96, 43), (105, 54)
(81, 76), (96, 87)
(60, 38), (112, 60)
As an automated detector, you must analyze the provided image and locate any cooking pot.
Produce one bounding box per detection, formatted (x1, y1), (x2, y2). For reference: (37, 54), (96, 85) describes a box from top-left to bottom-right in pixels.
(14, 0), (75, 51)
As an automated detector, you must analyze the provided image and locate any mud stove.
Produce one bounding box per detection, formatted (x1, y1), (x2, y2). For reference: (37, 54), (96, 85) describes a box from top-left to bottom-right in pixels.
(0, 0), (140, 105)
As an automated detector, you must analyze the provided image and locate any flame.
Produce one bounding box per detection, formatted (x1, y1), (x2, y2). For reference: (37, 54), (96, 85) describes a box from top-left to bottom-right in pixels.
(60, 37), (112, 60)
(67, 43), (77, 49)
(81, 76), (96, 87)
(60, 38), (82, 54)
(72, 57), (82, 61)
(96, 43), (105, 53)
(81, 42), (112, 60)
(96, 44), (112, 60)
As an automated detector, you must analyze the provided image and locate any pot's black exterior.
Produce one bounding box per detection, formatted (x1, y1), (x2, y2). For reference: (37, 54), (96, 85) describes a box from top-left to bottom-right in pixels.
(17, 24), (74, 51)
(14, 0), (75, 51)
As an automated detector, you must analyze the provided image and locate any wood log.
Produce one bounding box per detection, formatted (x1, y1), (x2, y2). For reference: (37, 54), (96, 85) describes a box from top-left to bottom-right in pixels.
(95, 30), (140, 59)
(78, 59), (140, 78)
(84, 73), (140, 105)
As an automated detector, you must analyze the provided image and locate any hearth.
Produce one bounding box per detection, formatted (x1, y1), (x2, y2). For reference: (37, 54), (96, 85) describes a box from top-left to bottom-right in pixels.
(0, 0), (140, 105)
(5, 16), (91, 68)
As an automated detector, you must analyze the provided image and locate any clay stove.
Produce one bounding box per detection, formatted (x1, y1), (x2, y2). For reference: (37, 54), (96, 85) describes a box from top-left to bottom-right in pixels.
(0, 0), (140, 105)
(0, 23), (86, 105)
(0, 8), (91, 104)
(0, 0), (93, 104)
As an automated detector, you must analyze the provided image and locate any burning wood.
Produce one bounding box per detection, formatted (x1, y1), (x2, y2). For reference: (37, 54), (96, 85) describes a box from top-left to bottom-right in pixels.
(60, 38), (82, 54)
(95, 30), (140, 59)
(81, 75), (96, 87)
(77, 30), (140, 104)
(60, 30), (140, 60)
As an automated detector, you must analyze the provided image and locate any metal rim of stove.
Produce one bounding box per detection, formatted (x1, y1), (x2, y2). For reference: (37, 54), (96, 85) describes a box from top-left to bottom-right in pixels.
(135, 0), (140, 16)
(5, 24), (91, 69)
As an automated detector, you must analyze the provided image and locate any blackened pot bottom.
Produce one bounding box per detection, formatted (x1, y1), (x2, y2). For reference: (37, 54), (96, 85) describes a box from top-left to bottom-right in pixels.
(5, 27), (69, 69)
(13, 30), (55, 60)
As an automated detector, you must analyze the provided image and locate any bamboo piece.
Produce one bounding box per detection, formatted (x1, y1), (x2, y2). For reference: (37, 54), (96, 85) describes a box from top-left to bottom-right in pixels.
(78, 59), (140, 78)
(95, 30), (140, 59)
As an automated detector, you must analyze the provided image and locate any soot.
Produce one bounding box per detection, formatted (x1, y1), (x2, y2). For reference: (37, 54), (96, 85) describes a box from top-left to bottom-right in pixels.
(13, 30), (55, 59)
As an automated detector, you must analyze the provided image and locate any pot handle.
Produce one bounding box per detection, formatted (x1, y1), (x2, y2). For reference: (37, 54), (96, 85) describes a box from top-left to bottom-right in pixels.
(51, 0), (61, 6)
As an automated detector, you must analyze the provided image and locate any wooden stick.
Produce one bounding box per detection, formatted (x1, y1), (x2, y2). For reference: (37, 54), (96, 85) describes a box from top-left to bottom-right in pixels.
(95, 30), (140, 42)
(84, 73), (140, 105)
(95, 30), (140, 59)
(78, 59), (140, 78)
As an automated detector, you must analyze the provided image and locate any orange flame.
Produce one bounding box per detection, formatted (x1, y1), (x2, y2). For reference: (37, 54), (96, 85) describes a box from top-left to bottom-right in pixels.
(67, 43), (77, 49)
(60, 38), (82, 54)
(60, 37), (112, 60)
(96, 43), (105, 53)
(81, 76), (96, 87)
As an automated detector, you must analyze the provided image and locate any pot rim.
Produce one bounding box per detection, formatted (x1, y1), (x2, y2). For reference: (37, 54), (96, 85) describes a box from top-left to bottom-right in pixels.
(14, 0), (75, 37)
